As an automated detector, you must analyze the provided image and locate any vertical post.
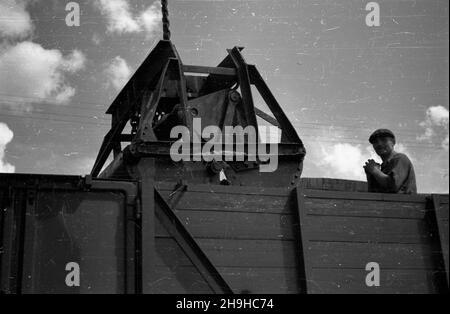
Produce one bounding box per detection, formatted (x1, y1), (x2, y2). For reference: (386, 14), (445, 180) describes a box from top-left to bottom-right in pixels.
(112, 107), (121, 159)
(173, 59), (190, 130)
(227, 47), (259, 141)
(294, 182), (309, 294)
(7, 189), (27, 294)
(21, 189), (37, 293)
(135, 158), (156, 294)
(431, 195), (449, 290)
(0, 189), (17, 293)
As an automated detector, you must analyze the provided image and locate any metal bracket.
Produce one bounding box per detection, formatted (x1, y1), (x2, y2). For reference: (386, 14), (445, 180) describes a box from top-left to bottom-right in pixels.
(228, 160), (259, 173)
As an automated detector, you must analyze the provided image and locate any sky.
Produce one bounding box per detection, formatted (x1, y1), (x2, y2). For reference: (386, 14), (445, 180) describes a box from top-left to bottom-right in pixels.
(0, 0), (448, 193)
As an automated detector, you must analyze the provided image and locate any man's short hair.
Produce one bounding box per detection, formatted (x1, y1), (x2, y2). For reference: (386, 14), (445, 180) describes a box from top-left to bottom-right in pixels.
(369, 129), (396, 144)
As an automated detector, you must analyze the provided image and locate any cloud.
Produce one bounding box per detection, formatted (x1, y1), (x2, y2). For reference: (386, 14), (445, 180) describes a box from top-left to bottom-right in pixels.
(95, 0), (162, 37)
(395, 143), (415, 163)
(96, 0), (140, 33)
(140, 2), (162, 37)
(0, 0), (33, 39)
(418, 105), (449, 151)
(311, 142), (378, 181)
(418, 149), (449, 194)
(60, 50), (86, 73)
(0, 2), (86, 110)
(105, 56), (131, 91)
(0, 41), (86, 108)
(425, 106), (449, 126)
(0, 122), (15, 173)
(415, 106), (450, 193)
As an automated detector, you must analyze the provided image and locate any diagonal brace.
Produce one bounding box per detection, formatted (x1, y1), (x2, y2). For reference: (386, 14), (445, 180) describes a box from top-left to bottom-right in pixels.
(154, 188), (234, 294)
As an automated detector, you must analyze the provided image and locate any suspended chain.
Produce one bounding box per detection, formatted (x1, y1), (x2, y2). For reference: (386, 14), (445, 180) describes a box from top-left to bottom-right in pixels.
(161, 0), (171, 40)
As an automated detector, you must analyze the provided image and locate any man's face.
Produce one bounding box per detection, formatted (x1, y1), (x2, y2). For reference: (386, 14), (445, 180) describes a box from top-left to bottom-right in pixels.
(372, 137), (395, 157)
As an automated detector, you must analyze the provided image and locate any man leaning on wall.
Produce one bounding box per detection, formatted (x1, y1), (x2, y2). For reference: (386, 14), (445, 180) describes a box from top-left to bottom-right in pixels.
(364, 129), (417, 194)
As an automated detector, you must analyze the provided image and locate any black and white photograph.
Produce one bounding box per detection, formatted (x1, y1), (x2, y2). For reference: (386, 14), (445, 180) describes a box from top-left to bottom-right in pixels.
(0, 0), (448, 299)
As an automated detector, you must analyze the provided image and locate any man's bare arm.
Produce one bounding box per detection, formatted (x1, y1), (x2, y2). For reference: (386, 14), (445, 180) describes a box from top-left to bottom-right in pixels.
(369, 167), (391, 188)
(364, 159), (392, 190)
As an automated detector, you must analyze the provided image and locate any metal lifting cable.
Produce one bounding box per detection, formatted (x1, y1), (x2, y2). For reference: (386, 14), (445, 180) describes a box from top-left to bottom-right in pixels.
(161, 0), (171, 40)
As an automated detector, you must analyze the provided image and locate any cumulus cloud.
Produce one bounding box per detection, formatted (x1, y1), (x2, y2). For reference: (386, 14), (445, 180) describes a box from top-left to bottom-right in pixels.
(0, 1), (86, 110)
(418, 150), (449, 194)
(140, 2), (163, 37)
(395, 143), (414, 161)
(313, 142), (379, 180)
(0, 0), (33, 39)
(418, 106), (449, 151)
(0, 122), (15, 173)
(105, 56), (131, 91)
(0, 41), (86, 108)
(96, 0), (140, 33)
(95, 0), (162, 37)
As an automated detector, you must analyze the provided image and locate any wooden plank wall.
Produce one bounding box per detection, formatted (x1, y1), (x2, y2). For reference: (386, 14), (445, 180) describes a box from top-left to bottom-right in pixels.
(432, 195), (449, 286)
(152, 183), (303, 294)
(296, 183), (448, 294)
(302, 178), (368, 192)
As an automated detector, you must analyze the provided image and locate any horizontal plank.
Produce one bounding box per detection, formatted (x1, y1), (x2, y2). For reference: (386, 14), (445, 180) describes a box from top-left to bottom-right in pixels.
(301, 216), (433, 244)
(158, 190), (292, 214)
(301, 178), (368, 192)
(306, 241), (438, 269)
(152, 265), (301, 294)
(303, 198), (427, 219)
(217, 266), (301, 294)
(156, 181), (291, 197)
(183, 65), (236, 76)
(301, 189), (429, 203)
(155, 209), (298, 240)
(150, 265), (212, 294)
(155, 238), (298, 268)
(433, 195), (449, 285)
(308, 268), (444, 294)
